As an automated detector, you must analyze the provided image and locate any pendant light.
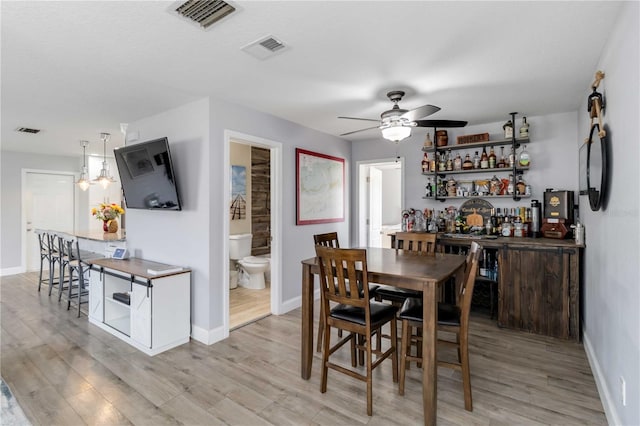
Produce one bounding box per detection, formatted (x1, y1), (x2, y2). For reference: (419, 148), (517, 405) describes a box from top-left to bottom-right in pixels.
(76, 140), (91, 191)
(93, 132), (117, 189)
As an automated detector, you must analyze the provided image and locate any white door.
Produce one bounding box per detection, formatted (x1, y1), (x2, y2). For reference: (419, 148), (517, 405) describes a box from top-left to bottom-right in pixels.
(25, 171), (75, 271)
(368, 167), (383, 247)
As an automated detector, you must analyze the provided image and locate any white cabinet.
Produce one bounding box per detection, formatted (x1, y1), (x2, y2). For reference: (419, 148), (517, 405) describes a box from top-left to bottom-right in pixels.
(87, 257), (190, 356)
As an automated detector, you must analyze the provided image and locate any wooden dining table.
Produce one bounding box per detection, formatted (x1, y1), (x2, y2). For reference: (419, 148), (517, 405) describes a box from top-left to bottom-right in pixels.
(300, 247), (466, 426)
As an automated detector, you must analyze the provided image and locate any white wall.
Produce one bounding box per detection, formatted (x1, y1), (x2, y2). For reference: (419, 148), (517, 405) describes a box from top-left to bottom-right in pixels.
(578, 3), (640, 425)
(124, 98), (211, 331)
(125, 96), (351, 340)
(351, 111), (579, 242)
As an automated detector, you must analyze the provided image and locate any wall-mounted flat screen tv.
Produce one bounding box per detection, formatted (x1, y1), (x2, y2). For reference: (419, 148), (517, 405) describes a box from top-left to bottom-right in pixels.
(113, 137), (182, 210)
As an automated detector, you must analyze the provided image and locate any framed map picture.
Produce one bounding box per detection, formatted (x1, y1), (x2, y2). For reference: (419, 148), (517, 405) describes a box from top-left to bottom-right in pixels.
(296, 148), (345, 225)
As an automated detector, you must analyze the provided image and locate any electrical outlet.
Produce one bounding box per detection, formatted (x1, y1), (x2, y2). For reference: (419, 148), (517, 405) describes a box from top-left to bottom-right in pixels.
(620, 376), (626, 406)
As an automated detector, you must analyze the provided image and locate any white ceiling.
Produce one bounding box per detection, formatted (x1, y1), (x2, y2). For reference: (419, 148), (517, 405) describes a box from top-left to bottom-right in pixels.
(1, 1), (623, 158)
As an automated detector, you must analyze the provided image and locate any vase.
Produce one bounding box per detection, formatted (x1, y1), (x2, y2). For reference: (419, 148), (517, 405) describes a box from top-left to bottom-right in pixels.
(103, 219), (118, 233)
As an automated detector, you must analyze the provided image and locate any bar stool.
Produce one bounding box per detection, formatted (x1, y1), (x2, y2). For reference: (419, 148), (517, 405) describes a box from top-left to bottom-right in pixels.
(61, 235), (90, 317)
(35, 229), (51, 292)
(46, 231), (64, 296)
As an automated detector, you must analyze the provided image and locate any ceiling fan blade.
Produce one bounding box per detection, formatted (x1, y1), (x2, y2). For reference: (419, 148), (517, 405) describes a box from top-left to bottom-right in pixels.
(340, 126), (380, 136)
(414, 119), (468, 128)
(402, 104), (441, 121)
(338, 116), (380, 122)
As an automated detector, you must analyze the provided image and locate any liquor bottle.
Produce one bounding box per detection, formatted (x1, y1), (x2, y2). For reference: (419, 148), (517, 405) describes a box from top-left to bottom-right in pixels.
(488, 146), (496, 169)
(424, 132), (433, 147)
(425, 177), (433, 197)
(519, 145), (530, 167)
(519, 117), (529, 138)
(445, 149), (453, 171)
(422, 152), (429, 173)
(462, 153), (474, 170)
(516, 175), (526, 195)
(507, 174), (515, 195)
(481, 250), (488, 277)
(479, 249), (486, 276)
(508, 146), (516, 168)
(503, 119), (513, 139)
(453, 152), (462, 170)
(438, 152), (446, 172)
(480, 147), (489, 169)
(490, 208), (498, 235)
(497, 146), (506, 168)
(473, 151), (481, 169)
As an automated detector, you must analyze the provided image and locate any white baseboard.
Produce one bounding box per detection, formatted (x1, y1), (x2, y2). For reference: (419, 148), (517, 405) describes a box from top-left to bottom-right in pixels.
(1, 266), (25, 277)
(191, 323), (225, 345)
(279, 288), (321, 314)
(583, 331), (621, 426)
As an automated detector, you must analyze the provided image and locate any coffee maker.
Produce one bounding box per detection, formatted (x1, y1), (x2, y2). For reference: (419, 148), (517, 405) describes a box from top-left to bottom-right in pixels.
(541, 189), (574, 239)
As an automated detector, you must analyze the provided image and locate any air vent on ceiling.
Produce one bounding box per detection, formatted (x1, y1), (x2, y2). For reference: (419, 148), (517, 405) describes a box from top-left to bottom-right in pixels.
(15, 127), (41, 134)
(241, 35), (288, 60)
(171, 0), (236, 29)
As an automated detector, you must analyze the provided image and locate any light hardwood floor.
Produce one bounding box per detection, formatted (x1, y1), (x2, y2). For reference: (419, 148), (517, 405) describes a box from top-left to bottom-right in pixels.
(229, 283), (271, 330)
(1, 272), (606, 425)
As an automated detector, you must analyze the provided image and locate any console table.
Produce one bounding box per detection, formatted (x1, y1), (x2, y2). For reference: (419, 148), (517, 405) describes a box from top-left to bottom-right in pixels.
(86, 257), (191, 356)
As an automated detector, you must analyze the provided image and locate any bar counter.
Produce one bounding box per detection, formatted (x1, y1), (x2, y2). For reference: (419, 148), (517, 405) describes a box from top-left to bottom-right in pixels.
(391, 232), (583, 341)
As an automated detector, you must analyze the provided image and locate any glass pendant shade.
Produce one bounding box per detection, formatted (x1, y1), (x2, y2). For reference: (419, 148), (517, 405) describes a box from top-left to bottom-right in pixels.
(381, 125), (412, 142)
(76, 140), (91, 191)
(92, 132), (117, 188)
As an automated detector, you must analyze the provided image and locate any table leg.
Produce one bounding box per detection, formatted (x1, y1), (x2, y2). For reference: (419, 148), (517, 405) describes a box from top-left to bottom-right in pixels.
(422, 281), (437, 426)
(301, 263), (314, 379)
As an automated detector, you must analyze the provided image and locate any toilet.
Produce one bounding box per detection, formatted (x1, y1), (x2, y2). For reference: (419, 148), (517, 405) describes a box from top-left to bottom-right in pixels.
(229, 233), (270, 290)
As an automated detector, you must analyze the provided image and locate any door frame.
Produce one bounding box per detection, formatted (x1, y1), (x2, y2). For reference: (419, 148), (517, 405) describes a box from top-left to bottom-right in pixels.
(356, 158), (405, 247)
(21, 168), (78, 273)
(222, 130), (283, 338)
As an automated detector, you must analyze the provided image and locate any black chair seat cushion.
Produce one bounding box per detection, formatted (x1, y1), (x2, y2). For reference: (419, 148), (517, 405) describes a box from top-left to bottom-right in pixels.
(374, 285), (422, 303)
(398, 298), (461, 326)
(330, 301), (398, 327)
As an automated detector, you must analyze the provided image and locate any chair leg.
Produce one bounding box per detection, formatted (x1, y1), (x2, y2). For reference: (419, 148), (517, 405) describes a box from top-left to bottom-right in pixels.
(316, 303), (324, 352)
(351, 332), (357, 367)
(460, 332), (472, 411)
(399, 319), (409, 395)
(37, 257), (45, 292)
(417, 327), (423, 368)
(48, 259), (56, 296)
(67, 267), (74, 310)
(390, 316), (398, 383)
(58, 261), (66, 302)
(320, 323), (330, 394)
(366, 328), (373, 416)
(77, 265), (84, 317)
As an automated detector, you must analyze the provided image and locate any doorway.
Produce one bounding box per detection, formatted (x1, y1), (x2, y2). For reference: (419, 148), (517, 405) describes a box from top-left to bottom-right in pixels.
(22, 170), (76, 272)
(357, 159), (404, 248)
(223, 131), (282, 337)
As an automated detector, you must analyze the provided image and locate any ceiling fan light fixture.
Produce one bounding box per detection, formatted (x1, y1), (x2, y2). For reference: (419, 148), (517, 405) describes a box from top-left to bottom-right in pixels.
(381, 125), (412, 142)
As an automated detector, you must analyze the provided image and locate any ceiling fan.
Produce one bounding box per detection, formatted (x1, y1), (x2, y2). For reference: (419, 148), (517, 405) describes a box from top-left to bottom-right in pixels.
(339, 90), (467, 142)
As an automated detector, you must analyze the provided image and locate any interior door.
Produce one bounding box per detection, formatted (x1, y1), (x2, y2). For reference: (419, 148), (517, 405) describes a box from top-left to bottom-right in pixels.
(25, 172), (75, 271)
(368, 167), (383, 247)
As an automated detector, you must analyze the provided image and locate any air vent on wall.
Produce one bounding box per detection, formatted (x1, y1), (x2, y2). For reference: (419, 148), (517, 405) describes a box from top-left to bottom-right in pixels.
(15, 127), (41, 134)
(171, 0), (236, 29)
(241, 35), (288, 60)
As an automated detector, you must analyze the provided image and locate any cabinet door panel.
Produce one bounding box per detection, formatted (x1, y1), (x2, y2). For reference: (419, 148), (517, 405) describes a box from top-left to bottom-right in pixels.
(88, 269), (104, 322)
(130, 286), (151, 348)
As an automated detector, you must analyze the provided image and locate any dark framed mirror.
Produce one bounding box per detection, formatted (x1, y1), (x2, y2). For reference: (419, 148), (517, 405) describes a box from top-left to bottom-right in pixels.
(586, 123), (608, 211)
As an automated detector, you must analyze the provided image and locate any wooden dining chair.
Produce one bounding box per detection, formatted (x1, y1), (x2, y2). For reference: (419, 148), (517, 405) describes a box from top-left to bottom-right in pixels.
(375, 232), (437, 306)
(313, 232), (378, 354)
(315, 245), (398, 416)
(397, 242), (482, 412)
(313, 232), (340, 352)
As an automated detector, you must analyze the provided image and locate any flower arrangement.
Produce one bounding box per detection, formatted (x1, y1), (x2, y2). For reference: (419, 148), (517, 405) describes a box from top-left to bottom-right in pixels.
(92, 203), (125, 221)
